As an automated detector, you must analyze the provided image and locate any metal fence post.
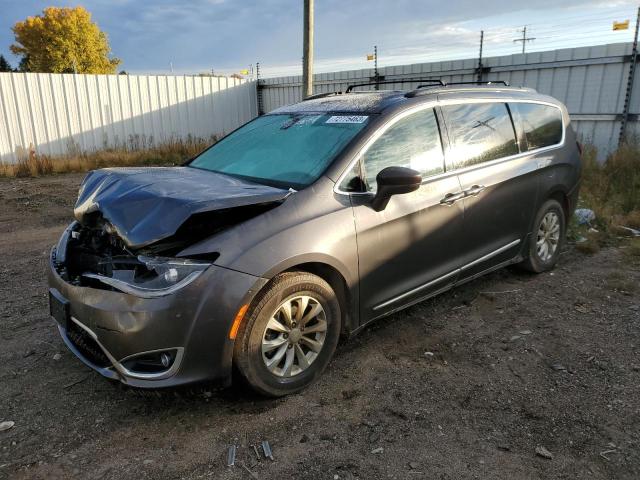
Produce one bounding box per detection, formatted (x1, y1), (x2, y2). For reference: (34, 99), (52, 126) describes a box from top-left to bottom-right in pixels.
(619, 6), (640, 147)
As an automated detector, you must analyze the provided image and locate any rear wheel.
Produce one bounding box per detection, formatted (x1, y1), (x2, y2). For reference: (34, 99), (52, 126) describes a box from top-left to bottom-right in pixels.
(233, 272), (341, 397)
(520, 198), (566, 273)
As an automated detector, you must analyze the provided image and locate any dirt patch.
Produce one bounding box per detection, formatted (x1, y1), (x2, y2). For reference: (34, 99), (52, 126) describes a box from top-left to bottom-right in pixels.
(0, 174), (639, 479)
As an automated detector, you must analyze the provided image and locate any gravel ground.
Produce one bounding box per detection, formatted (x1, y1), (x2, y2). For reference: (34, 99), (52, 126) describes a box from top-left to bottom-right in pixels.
(0, 173), (639, 480)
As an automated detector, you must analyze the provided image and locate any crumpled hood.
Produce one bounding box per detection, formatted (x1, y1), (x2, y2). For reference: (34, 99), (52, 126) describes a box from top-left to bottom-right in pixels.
(74, 166), (291, 249)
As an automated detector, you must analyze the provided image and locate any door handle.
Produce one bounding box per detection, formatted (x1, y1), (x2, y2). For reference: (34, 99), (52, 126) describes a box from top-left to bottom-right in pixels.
(439, 191), (465, 205)
(464, 184), (486, 197)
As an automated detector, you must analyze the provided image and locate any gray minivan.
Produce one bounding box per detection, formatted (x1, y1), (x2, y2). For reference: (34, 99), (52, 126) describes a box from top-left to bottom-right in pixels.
(48, 81), (581, 396)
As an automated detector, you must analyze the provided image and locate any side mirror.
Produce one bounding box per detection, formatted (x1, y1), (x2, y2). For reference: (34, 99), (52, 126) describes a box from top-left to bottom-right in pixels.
(370, 166), (422, 211)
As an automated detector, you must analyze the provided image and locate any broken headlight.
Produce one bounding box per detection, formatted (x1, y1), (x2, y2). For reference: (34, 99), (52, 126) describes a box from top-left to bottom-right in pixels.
(83, 256), (211, 298)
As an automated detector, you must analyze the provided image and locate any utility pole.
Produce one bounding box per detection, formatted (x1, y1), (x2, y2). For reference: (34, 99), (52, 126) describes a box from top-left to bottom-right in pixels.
(477, 31), (484, 83)
(302, 0), (314, 99)
(619, 5), (640, 146)
(514, 26), (535, 54)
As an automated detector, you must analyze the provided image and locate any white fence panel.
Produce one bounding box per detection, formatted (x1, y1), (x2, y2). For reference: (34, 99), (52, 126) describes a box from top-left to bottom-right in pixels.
(0, 73), (258, 164)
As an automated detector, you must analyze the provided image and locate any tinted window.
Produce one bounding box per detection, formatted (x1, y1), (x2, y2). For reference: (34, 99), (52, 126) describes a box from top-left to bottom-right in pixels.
(510, 103), (563, 150)
(359, 108), (444, 192)
(442, 102), (518, 168)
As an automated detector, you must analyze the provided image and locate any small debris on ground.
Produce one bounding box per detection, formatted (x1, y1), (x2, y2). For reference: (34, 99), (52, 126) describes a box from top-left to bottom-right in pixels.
(240, 461), (260, 479)
(535, 446), (553, 459)
(0, 421), (15, 432)
(550, 362), (567, 371)
(600, 448), (619, 461)
(617, 225), (640, 237)
(574, 208), (595, 225)
(53, 353), (61, 361)
(227, 445), (236, 467)
(371, 447), (384, 454)
(262, 440), (274, 461)
(574, 304), (590, 314)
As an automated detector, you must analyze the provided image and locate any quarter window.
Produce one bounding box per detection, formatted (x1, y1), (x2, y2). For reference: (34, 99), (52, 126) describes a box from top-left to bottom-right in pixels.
(510, 103), (563, 151)
(442, 102), (518, 168)
(358, 108), (444, 192)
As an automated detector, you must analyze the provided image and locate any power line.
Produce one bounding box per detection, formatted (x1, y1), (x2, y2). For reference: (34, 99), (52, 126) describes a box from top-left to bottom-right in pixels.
(259, 4), (639, 77)
(260, 9), (639, 77)
(513, 25), (536, 53)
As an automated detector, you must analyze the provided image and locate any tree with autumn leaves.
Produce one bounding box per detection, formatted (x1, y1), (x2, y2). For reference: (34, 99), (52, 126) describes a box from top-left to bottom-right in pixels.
(10, 6), (120, 74)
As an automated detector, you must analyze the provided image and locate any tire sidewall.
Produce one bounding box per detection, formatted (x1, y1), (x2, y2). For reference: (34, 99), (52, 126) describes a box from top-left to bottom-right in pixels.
(236, 274), (341, 396)
(529, 199), (565, 271)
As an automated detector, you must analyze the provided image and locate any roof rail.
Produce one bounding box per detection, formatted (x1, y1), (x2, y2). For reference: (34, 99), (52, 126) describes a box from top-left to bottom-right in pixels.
(345, 78), (444, 93)
(405, 80), (512, 98)
(446, 80), (509, 87)
(302, 91), (343, 101)
(415, 80), (510, 89)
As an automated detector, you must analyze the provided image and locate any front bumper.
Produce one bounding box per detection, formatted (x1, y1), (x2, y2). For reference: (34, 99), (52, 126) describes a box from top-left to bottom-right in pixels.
(48, 241), (267, 388)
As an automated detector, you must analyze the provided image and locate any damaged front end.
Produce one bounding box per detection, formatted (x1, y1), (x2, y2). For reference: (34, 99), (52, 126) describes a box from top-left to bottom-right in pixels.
(55, 220), (212, 298)
(56, 208), (268, 298)
(56, 166), (292, 296)
(48, 166), (284, 387)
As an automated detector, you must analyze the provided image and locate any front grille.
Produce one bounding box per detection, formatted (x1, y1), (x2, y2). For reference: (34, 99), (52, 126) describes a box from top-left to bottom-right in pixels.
(66, 321), (112, 368)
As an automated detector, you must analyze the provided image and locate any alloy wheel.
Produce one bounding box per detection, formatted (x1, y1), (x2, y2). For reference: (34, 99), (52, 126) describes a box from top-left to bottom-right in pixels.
(536, 211), (560, 262)
(261, 295), (327, 378)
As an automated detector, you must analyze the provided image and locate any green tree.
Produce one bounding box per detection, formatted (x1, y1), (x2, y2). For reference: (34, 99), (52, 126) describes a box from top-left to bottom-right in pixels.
(10, 6), (120, 74)
(0, 55), (13, 72)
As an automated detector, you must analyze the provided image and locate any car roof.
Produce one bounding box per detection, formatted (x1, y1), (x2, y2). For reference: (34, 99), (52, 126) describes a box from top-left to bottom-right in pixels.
(269, 85), (560, 115)
(269, 91), (407, 115)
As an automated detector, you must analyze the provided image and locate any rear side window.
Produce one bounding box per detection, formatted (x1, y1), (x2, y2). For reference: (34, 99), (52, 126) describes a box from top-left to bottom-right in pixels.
(510, 103), (563, 151)
(442, 102), (518, 168)
(341, 107), (444, 192)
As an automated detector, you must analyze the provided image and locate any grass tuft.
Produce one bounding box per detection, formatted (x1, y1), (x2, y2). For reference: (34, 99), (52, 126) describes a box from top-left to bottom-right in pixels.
(625, 238), (640, 260)
(580, 141), (640, 229)
(0, 135), (214, 178)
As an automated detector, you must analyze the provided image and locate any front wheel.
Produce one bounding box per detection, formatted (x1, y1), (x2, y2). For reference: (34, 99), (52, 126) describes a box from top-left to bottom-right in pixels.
(519, 198), (566, 273)
(233, 272), (341, 397)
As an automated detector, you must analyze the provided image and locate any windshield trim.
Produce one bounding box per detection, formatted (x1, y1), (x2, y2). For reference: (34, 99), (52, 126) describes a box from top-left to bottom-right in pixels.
(187, 164), (303, 190)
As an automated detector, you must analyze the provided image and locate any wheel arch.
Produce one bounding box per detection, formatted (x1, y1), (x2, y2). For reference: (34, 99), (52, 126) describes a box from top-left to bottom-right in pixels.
(545, 188), (571, 219)
(283, 262), (354, 335)
(256, 256), (358, 336)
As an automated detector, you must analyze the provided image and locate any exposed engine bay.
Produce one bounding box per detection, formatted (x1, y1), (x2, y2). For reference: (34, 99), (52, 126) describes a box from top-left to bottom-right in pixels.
(56, 203), (280, 292)
(53, 166), (292, 294)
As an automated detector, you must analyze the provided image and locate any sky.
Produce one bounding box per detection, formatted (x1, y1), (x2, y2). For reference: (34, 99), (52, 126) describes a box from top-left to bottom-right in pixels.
(0, 0), (637, 77)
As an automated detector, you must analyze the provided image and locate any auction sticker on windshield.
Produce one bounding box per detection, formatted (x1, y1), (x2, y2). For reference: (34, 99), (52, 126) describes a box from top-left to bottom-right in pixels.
(325, 115), (369, 124)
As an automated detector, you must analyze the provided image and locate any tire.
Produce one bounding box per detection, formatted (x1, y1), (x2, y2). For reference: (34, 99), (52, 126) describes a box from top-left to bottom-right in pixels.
(233, 272), (341, 397)
(519, 198), (566, 273)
